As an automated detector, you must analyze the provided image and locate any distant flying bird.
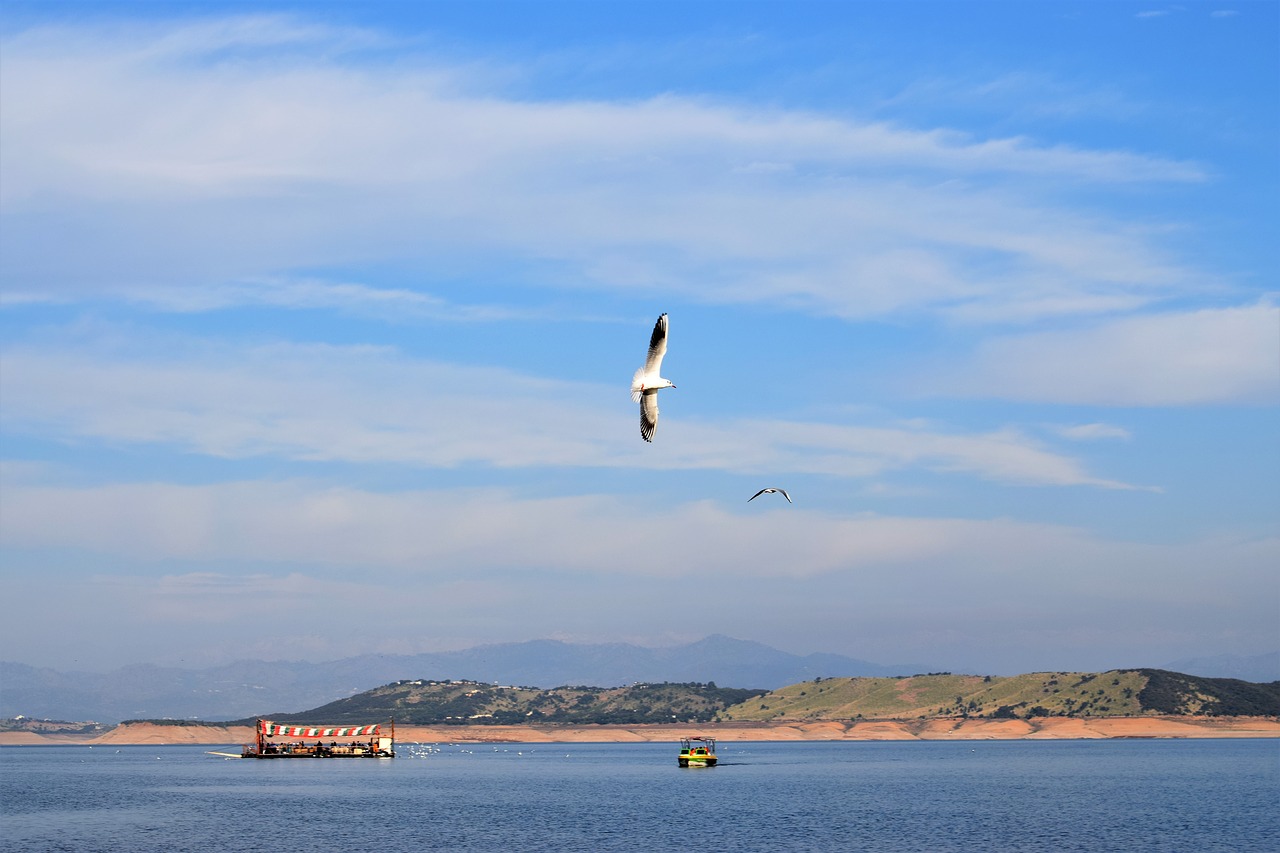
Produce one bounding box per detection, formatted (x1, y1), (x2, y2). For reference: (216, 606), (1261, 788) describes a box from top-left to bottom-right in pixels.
(748, 488), (792, 504)
(631, 313), (675, 442)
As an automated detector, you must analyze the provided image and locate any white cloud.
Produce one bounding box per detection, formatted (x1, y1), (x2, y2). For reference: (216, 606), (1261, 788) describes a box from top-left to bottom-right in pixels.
(113, 277), (544, 322)
(925, 300), (1280, 405)
(1052, 423), (1133, 441)
(2, 478), (1274, 670)
(0, 334), (1139, 488)
(0, 478), (1237, 580)
(0, 15), (1209, 324)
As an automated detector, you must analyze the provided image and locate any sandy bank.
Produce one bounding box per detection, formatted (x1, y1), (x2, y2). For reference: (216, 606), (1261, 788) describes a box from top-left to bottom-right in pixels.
(2, 716), (1277, 746)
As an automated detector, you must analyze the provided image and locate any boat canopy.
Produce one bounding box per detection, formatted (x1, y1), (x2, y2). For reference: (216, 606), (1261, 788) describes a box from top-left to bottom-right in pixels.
(259, 720), (381, 739)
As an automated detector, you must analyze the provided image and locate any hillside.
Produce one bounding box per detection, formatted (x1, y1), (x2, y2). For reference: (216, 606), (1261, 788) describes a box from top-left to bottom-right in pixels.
(226, 680), (767, 726)
(718, 669), (1280, 721)
(199, 668), (1280, 729)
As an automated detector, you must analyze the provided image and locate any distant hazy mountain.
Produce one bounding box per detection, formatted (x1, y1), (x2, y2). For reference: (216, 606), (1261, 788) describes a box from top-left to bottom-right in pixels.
(0, 635), (924, 723)
(1161, 652), (1279, 684)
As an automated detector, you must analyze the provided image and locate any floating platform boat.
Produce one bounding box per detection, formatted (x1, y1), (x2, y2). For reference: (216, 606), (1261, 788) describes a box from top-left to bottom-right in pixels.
(241, 719), (394, 759)
(678, 736), (717, 767)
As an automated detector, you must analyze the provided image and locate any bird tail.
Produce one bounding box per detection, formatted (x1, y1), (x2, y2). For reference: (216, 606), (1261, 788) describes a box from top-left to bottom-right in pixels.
(631, 367), (646, 403)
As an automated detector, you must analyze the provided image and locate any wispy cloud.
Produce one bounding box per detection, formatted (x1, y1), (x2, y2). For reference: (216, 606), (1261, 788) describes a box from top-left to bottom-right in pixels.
(3, 478), (1274, 669)
(884, 71), (1146, 124)
(0, 479), (1238, 580)
(115, 277), (546, 322)
(922, 300), (1280, 405)
(1051, 423), (1133, 442)
(0, 15), (1209, 325)
(0, 332), (1140, 488)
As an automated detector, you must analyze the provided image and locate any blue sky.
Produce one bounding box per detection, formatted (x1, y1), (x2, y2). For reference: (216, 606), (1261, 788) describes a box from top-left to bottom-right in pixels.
(1, 0), (1276, 676)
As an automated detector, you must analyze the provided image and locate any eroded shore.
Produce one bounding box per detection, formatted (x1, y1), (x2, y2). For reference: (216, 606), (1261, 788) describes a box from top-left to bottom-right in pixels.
(4, 716), (1278, 746)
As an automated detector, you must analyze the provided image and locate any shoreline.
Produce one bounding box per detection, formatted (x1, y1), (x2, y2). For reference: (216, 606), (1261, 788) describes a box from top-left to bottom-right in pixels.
(4, 716), (1278, 746)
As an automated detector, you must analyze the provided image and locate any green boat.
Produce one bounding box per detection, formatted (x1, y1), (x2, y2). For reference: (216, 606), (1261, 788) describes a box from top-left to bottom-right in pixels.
(678, 736), (717, 767)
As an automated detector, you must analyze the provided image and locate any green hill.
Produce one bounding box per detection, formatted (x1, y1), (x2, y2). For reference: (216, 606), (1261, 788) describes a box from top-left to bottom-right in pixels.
(136, 669), (1275, 729)
(718, 669), (1280, 721)
(227, 680), (766, 726)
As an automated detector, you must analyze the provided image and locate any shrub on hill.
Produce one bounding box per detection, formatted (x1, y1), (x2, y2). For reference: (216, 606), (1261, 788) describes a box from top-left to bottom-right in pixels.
(1137, 670), (1280, 716)
(228, 681), (766, 726)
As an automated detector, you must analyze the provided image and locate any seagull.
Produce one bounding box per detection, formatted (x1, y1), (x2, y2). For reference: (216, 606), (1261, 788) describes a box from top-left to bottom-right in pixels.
(748, 487), (792, 504)
(631, 313), (675, 442)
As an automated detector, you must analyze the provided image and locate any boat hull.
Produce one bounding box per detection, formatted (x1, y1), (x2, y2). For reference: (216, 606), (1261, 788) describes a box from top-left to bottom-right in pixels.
(678, 757), (717, 767)
(242, 743), (394, 759)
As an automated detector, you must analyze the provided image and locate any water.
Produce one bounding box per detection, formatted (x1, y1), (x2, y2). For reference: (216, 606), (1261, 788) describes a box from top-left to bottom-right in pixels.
(2, 739), (1276, 852)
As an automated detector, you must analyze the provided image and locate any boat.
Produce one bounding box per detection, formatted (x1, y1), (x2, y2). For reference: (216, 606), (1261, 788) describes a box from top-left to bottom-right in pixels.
(240, 719), (395, 759)
(678, 736), (717, 767)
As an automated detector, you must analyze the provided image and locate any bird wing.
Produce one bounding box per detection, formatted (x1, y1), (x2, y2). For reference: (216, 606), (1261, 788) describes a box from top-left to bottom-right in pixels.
(748, 488), (768, 502)
(779, 489), (792, 503)
(644, 313), (668, 373)
(640, 389), (659, 442)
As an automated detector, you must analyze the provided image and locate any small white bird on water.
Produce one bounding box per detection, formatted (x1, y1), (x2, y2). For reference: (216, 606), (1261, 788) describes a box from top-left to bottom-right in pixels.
(748, 487), (792, 504)
(631, 313), (676, 442)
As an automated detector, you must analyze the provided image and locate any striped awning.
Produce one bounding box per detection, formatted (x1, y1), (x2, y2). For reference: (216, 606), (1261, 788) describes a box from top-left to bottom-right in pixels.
(260, 720), (380, 738)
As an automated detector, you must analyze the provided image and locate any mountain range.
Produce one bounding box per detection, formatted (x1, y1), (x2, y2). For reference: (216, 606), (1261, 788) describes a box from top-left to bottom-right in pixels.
(1162, 651), (1279, 683)
(0, 635), (923, 723)
(3, 637), (1274, 724)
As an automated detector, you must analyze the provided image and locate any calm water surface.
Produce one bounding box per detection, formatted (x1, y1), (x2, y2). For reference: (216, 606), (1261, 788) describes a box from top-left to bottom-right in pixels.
(2, 739), (1276, 852)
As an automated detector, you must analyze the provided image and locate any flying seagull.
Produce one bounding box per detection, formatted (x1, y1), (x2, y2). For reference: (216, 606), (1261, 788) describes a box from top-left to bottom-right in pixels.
(631, 313), (675, 442)
(748, 488), (792, 504)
